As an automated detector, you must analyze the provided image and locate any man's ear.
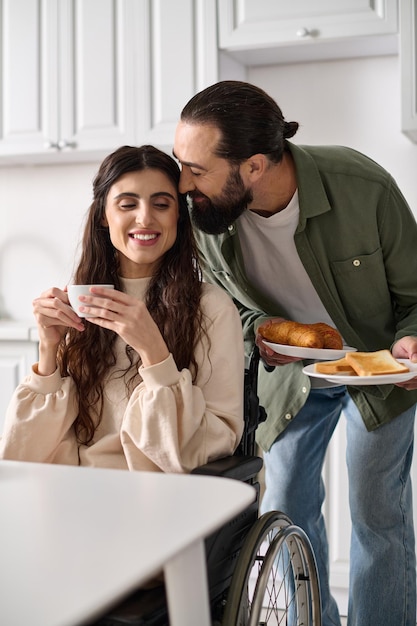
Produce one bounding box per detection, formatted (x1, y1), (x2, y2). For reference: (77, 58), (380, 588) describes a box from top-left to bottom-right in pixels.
(242, 154), (267, 183)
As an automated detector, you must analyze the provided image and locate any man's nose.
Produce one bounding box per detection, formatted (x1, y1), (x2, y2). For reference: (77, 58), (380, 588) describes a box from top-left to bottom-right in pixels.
(179, 167), (195, 194)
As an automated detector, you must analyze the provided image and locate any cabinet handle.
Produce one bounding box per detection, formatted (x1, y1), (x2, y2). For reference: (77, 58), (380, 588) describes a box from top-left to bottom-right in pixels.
(57, 139), (77, 150)
(296, 27), (311, 38)
(44, 140), (60, 150)
(44, 139), (77, 151)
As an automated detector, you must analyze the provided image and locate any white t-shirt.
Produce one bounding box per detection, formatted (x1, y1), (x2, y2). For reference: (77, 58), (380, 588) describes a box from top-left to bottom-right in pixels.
(237, 190), (336, 328)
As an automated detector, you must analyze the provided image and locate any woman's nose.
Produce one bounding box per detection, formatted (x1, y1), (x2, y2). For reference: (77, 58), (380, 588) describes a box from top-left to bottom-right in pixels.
(135, 203), (152, 225)
(179, 167), (195, 194)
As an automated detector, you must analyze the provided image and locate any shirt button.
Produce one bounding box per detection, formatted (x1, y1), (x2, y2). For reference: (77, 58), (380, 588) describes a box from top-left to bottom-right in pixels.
(353, 259), (361, 267)
(284, 413), (292, 420)
(302, 386), (308, 393)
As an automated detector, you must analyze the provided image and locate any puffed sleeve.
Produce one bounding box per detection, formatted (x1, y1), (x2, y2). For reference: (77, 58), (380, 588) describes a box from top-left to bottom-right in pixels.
(0, 365), (79, 465)
(120, 284), (245, 473)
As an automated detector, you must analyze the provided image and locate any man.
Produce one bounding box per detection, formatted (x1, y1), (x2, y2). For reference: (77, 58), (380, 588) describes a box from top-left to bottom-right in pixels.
(173, 80), (417, 626)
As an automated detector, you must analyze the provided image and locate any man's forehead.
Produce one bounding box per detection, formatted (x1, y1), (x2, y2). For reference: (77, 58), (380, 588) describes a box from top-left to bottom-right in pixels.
(174, 121), (220, 160)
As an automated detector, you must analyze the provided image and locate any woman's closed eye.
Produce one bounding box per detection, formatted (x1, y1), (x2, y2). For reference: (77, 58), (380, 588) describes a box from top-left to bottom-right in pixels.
(120, 203), (136, 210)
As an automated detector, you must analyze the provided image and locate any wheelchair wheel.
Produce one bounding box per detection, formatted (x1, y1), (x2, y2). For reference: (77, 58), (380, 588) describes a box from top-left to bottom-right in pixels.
(222, 510), (322, 626)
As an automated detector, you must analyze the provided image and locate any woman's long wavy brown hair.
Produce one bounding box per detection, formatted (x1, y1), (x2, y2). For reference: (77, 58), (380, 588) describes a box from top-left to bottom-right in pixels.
(58, 145), (204, 445)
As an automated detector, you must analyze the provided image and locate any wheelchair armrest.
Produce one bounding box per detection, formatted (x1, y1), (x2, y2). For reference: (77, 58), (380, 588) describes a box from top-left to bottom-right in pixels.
(191, 454), (263, 482)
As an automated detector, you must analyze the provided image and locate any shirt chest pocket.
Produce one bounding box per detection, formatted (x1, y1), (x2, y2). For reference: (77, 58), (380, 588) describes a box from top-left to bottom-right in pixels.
(331, 248), (392, 320)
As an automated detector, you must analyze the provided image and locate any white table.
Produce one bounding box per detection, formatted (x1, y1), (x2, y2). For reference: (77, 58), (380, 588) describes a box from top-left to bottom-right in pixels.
(0, 460), (255, 626)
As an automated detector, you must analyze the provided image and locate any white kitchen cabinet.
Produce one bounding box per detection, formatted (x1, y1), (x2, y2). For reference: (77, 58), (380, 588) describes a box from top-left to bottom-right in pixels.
(0, 0), (219, 164)
(217, 0), (399, 66)
(0, 0), (136, 163)
(323, 419), (350, 615)
(0, 327), (38, 435)
(136, 0), (219, 148)
(400, 0), (417, 142)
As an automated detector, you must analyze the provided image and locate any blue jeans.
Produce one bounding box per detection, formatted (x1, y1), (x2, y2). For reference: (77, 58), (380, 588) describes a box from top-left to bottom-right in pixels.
(261, 386), (416, 626)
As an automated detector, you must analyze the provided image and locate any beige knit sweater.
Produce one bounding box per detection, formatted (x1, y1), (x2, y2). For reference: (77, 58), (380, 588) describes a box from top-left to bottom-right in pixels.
(0, 278), (244, 473)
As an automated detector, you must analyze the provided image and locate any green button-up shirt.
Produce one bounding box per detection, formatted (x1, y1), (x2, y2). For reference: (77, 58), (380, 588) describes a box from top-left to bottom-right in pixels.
(193, 142), (417, 451)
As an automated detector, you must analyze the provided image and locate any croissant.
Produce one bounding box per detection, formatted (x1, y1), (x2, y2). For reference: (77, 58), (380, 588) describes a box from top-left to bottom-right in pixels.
(259, 320), (343, 350)
(311, 323), (343, 350)
(259, 320), (324, 349)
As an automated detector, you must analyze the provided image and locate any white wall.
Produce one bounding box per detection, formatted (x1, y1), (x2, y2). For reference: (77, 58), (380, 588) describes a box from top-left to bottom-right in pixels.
(0, 161), (99, 320)
(1, 53), (416, 322)
(248, 54), (417, 215)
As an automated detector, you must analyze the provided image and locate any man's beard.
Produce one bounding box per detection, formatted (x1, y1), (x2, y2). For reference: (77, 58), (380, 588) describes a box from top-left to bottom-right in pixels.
(188, 166), (253, 235)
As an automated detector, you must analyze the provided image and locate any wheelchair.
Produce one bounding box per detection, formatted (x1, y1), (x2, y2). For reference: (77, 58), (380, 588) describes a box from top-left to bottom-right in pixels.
(92, 346), (322, 626)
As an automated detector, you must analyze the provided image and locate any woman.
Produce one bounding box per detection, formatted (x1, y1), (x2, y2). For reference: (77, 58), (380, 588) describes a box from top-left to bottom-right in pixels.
(0, 145), (244, 471)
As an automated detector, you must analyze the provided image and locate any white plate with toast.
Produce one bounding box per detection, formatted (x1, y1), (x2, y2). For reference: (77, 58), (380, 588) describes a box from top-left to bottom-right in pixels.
(303, 359), (417, 385)
(263, 341), (357, 360)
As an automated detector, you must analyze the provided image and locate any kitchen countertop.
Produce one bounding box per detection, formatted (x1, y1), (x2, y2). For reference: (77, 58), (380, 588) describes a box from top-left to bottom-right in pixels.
(0, 320), (39, 342)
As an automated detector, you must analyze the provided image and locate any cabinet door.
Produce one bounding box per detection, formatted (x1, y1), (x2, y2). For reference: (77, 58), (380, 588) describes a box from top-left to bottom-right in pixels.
(323, 419), (350, 614)
(137, 0), (219, 148)
(0, 342), (38, 434)
(0, 0), (58, 157)
(218, 0), (398, 65)
(57, 0), (136, 155)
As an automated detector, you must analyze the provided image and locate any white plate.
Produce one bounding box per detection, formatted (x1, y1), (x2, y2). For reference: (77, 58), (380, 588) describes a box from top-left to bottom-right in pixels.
(303, 359), (417, 385)
(263, 341), (357, 361)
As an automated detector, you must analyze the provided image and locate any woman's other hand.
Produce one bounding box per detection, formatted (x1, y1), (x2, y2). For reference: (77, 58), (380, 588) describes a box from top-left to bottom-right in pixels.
(33, 287), (85, 376)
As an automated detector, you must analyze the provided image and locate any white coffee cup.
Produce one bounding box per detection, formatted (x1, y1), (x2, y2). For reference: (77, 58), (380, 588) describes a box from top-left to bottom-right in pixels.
(68, 284), (114, 318)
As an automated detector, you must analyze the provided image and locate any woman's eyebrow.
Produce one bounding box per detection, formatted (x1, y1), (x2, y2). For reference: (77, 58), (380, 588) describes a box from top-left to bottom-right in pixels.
(150, 191), (176, 200)
(113, 191), (176, 200)
(113, 192), (140, 199)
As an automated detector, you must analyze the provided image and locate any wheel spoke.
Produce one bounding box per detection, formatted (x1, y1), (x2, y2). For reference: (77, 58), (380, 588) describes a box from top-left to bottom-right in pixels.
(222, 512), (321, 626)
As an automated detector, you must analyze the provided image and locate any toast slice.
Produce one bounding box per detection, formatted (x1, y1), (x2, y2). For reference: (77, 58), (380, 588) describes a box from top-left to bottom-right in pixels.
(345, 349), (409, 376)
(314, 357), (356, 375)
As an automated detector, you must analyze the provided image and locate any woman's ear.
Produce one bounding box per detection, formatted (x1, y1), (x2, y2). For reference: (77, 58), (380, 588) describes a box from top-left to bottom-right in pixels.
(101, 215), (109, 227)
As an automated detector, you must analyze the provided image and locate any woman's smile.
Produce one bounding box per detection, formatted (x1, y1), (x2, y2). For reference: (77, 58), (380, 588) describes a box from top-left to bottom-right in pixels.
(129, 230), (160, 244)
